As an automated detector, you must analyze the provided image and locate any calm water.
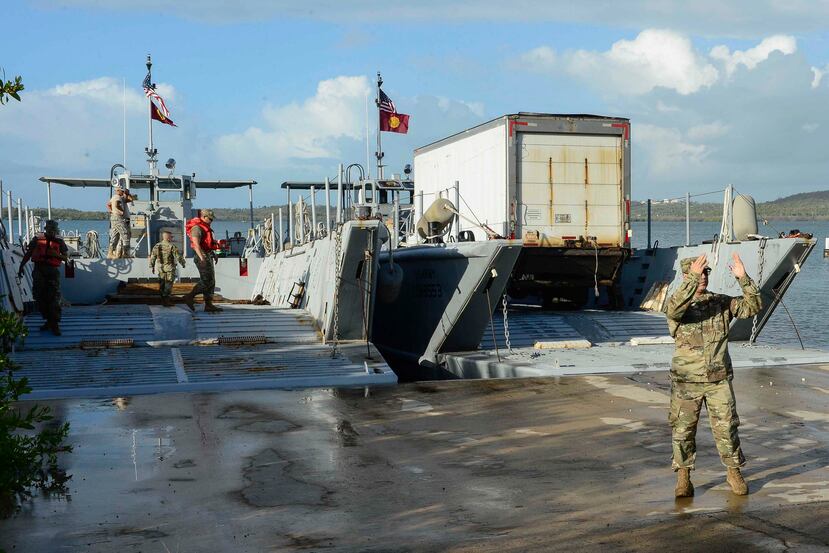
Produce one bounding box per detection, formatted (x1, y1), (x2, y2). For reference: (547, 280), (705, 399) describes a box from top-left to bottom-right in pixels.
(633, 220), (828, 350)
(60, 219), (829, 350)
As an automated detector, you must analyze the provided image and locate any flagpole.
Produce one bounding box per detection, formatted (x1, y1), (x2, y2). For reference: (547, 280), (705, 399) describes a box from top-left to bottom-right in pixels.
(365, 92), (371, 179)
(123, 77), (127, 166)
(145, 54), (157, 176)
(375, 71), (383, 180)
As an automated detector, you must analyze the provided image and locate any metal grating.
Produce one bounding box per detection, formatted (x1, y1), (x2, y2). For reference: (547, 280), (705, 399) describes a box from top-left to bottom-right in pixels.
(479, 310), (584, 350)
(217, 335), (268, 346)
(22, 305), (156, 350)
(579, 311), (670, 342)
(79, 338), (134, 349)
(178, 343), (382, 383)
(192, 305), (320, 344)
(10, 347), (178, 392)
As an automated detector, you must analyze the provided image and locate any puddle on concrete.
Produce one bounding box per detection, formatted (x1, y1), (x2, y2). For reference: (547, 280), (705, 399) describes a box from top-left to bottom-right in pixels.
(583, 376), (668, 405)
(128, 427), (177, 482)
(336, 420), (360, 447)
(400, 398), (434, 413)
(600, 417), (645, 432)
(764, 481), (829, 503)
(786, 410), (829, 422)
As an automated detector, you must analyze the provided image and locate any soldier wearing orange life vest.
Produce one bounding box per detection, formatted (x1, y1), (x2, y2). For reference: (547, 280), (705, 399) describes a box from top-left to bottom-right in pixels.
(18, 220), (69, 335)
(182, 209), (222, 313)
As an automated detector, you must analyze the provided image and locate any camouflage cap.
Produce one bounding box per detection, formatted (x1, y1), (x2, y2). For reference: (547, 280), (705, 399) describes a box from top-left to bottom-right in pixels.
(201, 209), (215, 220)
(44, 219), (59, 231)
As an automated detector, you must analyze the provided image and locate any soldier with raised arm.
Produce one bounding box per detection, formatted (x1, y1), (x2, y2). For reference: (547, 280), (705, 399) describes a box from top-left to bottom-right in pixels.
(666, 252), (762, 498)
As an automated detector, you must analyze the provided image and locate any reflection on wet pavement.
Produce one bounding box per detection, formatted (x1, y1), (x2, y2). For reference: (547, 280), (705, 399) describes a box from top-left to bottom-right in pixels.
(2, 365), (829, 551)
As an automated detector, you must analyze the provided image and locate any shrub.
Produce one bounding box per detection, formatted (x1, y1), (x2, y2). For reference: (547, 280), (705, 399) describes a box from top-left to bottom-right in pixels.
(0, 310), (71, 518)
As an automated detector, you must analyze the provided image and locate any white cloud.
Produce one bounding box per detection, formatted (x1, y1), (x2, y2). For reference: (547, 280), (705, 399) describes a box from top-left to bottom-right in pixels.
(562, 29), (719, 95)
(656, 101), (680, 113)
(215, 76), (371, 168)
(635, 124), (709, 175)
(709, 34), (796, 76)
(686, 121), (729, 141)
(437, 96), (485, 117)
(520, 46), (557, 68)
(0, 77), (179, 165)
(33, 0), (829, 36)
(810, 64), (829, 88)
(802, 122), (819, 133)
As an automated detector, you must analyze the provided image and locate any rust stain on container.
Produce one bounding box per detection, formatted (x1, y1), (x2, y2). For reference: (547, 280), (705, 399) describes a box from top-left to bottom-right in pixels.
(584, 158), (590, 237)
(548, 156), (555, 233)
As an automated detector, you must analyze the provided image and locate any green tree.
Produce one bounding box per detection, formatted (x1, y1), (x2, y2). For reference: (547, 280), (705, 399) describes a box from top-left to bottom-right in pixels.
(0, 310), (71, 518)
(0, 69), (23, 105)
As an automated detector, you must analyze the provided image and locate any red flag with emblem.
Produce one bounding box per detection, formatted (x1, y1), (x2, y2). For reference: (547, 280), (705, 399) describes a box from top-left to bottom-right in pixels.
(151, 101), (176, 127)
(380, 110), (409, 134)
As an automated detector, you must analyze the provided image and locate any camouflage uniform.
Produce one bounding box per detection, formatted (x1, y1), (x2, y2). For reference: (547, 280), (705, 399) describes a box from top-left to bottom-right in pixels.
(26, 235), (68, 324)
(665, 258), (762, 470)
(149, 240), (185, 299)
(108, 192), (130, 258)
(189, 225), (216, 302)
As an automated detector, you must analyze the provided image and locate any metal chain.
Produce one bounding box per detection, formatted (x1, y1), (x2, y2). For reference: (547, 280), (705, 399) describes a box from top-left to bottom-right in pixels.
(330, 226), (343, 357)
(749, 238), (767, 344)
(502, 294), (512, 353)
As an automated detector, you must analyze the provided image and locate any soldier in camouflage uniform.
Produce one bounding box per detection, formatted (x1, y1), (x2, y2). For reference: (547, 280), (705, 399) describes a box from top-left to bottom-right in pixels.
(149, 231), (186, 307)
(18, 220), (69, 335)
(666, 252), (762, 497)
(107, 187), (132, 259)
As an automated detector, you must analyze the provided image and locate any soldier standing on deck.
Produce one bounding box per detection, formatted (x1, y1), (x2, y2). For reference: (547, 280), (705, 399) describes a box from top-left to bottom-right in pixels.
(149, 230), (186, 307)
(107, 187), (133, 259)
(666, 252), (762, 498)
(183, 209), (222, 313)
(17, 220), (69, 336)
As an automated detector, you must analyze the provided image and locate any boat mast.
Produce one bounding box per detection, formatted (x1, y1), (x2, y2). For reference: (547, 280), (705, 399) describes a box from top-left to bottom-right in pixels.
(375, 71), (384, 180)
(145, 54), (158, 177)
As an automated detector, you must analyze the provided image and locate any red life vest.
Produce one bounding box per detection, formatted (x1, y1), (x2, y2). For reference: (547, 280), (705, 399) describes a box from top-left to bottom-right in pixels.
(186, 217), (216, 252)
(30, 233), (63, 267)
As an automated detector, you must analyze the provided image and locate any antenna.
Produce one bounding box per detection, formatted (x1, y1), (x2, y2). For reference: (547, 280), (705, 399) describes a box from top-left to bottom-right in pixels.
(122, 77), (127, 166)
(144, 54), (158, 176)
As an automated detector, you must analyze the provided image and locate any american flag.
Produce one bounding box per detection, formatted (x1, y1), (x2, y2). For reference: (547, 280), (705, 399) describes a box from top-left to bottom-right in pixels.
(143, 71), (171, 118)
(378, 88), (396, 113)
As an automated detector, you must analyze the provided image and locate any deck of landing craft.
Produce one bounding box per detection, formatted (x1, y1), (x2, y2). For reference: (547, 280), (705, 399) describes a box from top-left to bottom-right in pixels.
(11, 304), (395, 399)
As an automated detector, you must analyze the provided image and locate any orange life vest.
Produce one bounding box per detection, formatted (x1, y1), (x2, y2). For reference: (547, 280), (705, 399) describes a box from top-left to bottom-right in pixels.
(30, 233), (63, 267)
(186, 217), (216, 252)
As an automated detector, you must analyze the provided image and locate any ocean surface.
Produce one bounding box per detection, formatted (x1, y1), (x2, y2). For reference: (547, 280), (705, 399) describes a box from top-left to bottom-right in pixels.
(632, 220), (827, 351)
(59, 218), (828, 351)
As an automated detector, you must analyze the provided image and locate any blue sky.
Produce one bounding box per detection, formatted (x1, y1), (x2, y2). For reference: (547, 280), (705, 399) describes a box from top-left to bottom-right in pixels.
(4, 1), (829, 210)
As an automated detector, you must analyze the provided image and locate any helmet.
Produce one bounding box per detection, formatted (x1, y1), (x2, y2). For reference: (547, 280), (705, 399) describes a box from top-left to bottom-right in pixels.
(44, 219), (59, 232)
(201, 209), (215, 221)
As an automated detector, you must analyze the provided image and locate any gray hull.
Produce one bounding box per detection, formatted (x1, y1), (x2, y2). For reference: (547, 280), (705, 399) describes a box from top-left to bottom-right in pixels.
(252, 220), (384, 342)
(372, 240), (521, 374)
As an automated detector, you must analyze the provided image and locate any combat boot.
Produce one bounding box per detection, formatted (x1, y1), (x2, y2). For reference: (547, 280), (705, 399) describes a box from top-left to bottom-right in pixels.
(50, 321), (61, 336)
(204, 299), (223, 313)
(675, 468), (694, 498)
(726, 467), (748, 495)
(162, 297), (173, 307)
(182, 292), (196, 312)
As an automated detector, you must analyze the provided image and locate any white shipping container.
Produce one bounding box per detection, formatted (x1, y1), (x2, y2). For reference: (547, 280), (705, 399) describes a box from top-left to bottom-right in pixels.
(414, 113), (631, 247)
